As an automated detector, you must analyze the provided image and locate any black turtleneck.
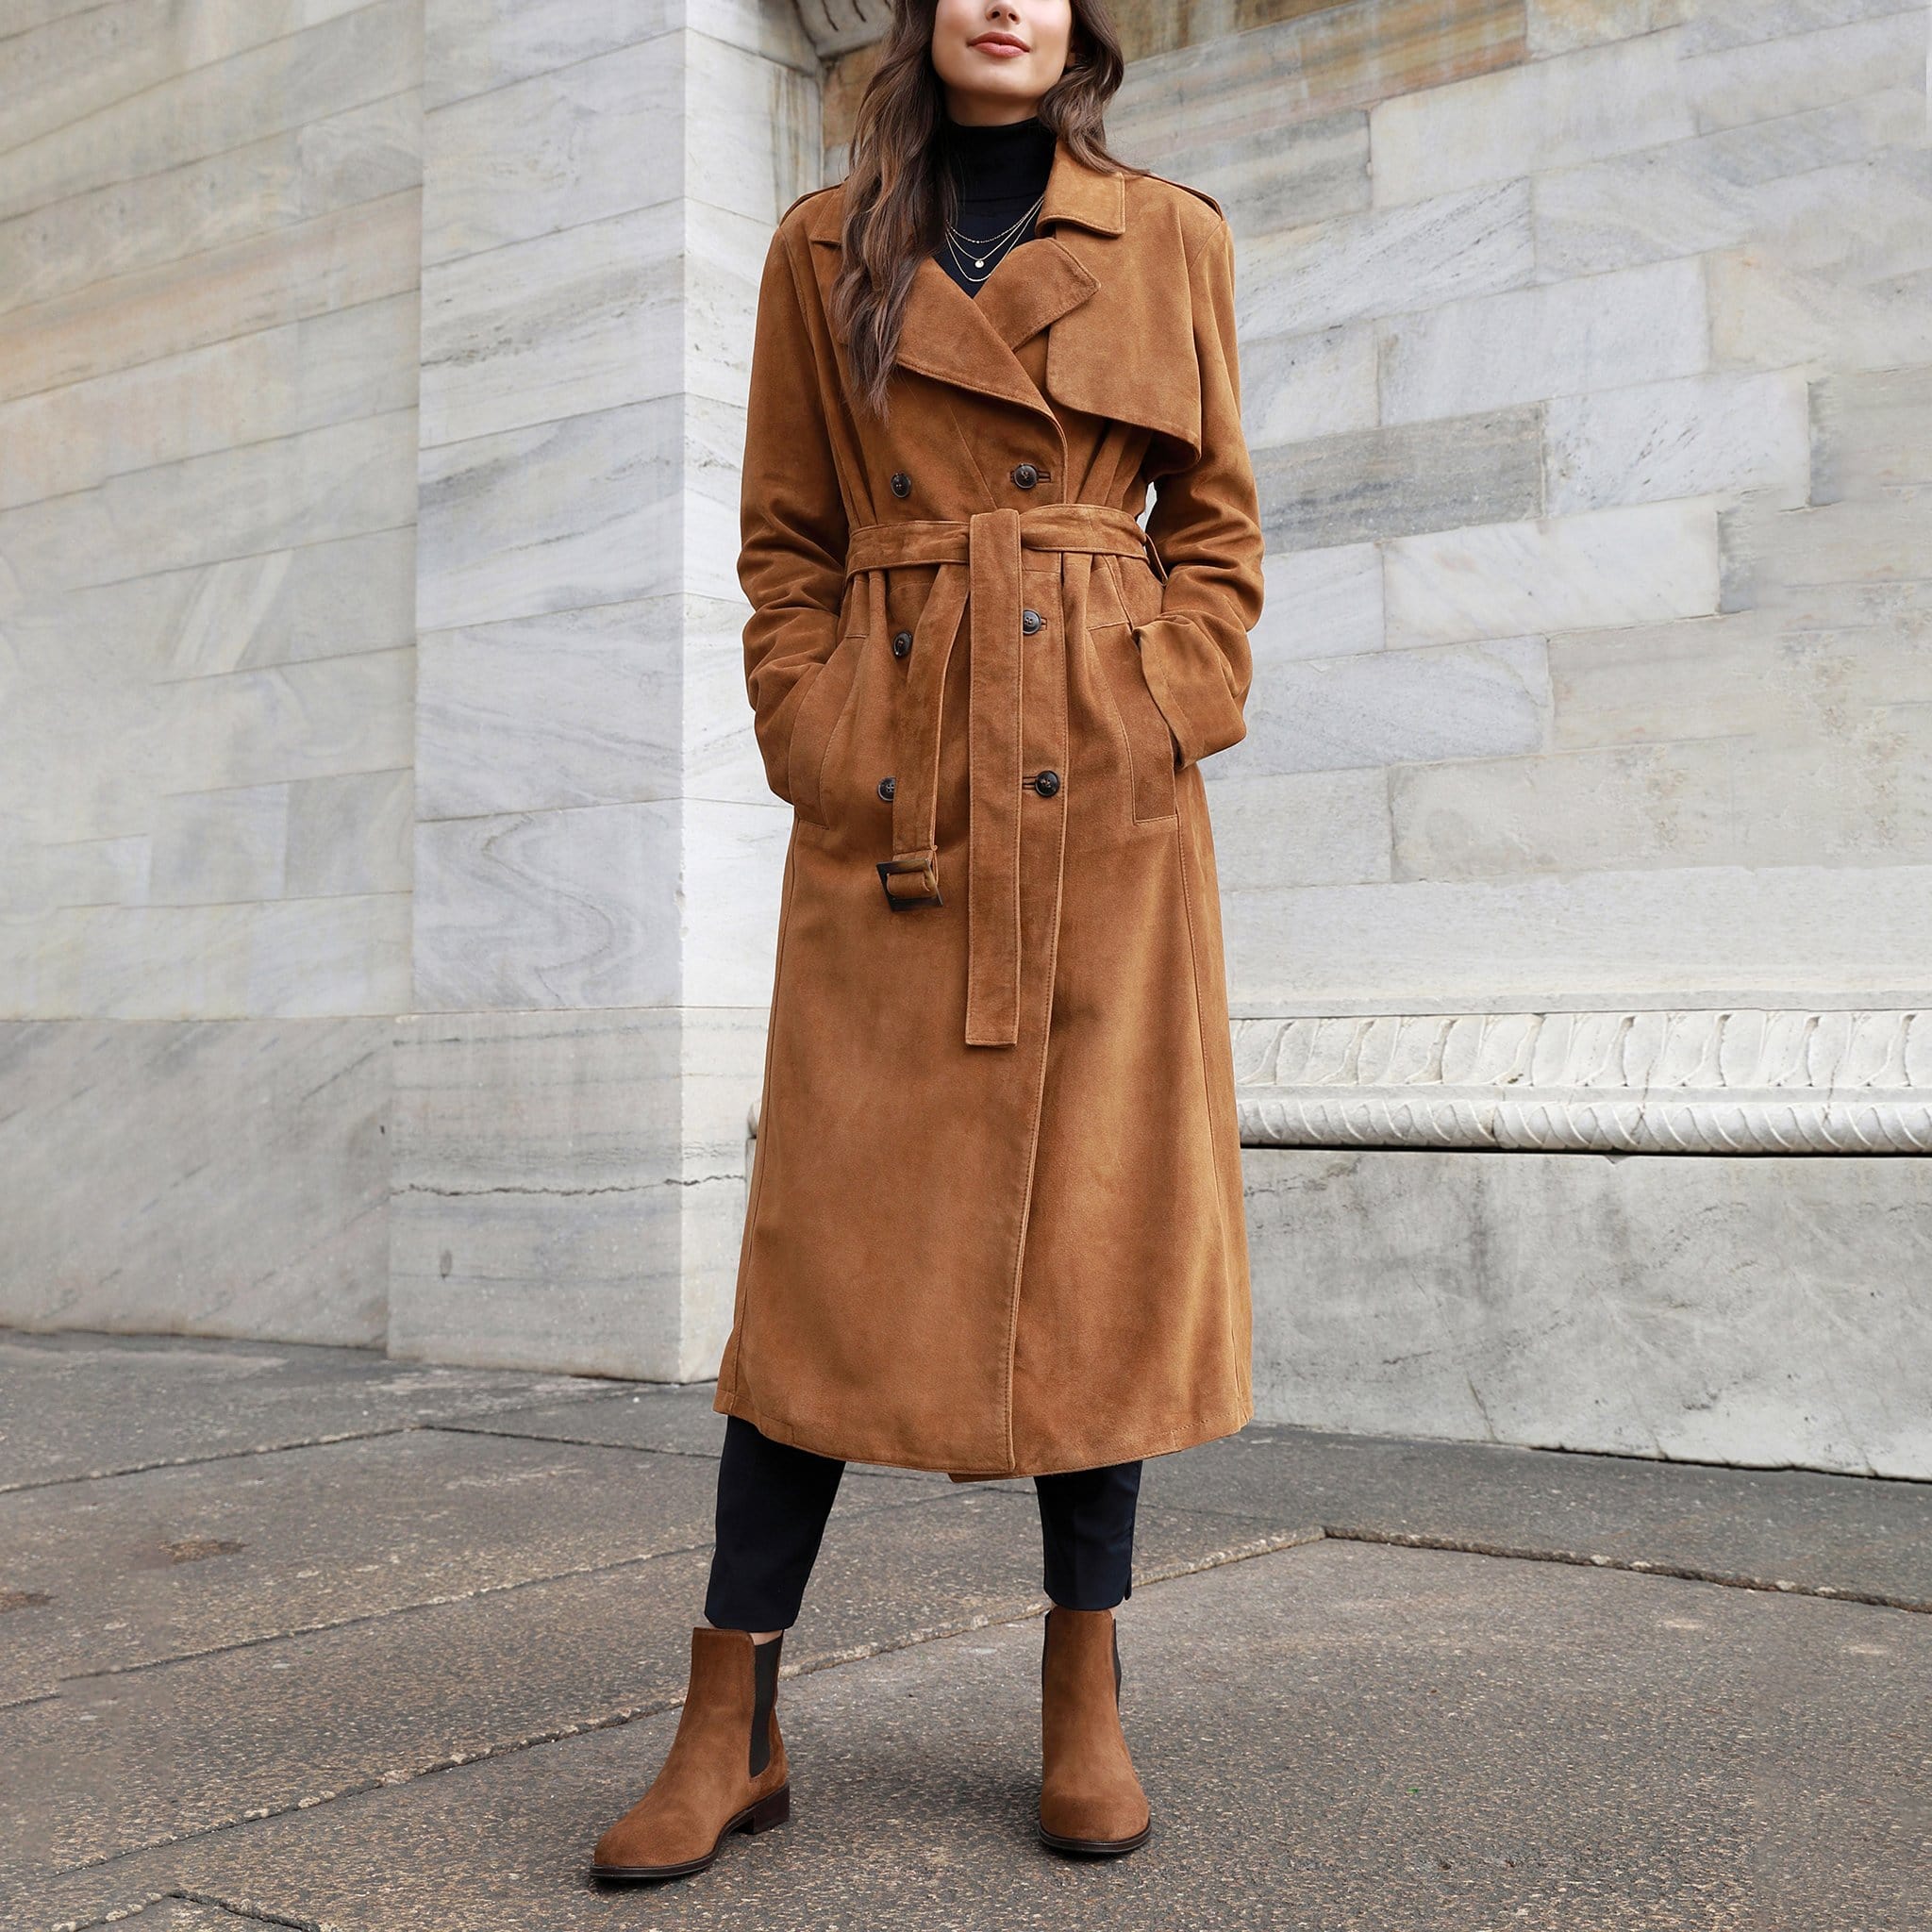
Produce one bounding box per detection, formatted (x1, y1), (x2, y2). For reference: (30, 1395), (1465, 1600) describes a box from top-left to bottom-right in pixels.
(934, 113), (1056, 297)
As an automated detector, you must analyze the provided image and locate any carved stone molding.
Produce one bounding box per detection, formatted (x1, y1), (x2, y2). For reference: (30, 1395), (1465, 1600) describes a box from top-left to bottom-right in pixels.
(793, 0), (893, 57)
(1232, 1009), (1932, 1154)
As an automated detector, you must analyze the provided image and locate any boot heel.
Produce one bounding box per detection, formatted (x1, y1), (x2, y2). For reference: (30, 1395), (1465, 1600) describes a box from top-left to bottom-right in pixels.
(741, 1782), (791, 1834)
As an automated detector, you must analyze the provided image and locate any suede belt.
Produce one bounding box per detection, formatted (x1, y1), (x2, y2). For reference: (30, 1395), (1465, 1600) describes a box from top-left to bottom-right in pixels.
(842, 503), (1158, 1048)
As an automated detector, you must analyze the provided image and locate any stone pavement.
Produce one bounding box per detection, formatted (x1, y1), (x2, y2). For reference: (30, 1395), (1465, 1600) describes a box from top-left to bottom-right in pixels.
(1, 1332), (1926, 1931)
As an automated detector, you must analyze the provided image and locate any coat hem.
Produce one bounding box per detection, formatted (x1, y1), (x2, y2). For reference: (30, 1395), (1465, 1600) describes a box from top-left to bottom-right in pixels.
(712, 1382), (1256, 1481)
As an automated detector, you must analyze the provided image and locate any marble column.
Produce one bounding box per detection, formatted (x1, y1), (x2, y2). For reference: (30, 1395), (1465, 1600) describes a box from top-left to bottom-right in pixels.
(388, 1), (820, 1376)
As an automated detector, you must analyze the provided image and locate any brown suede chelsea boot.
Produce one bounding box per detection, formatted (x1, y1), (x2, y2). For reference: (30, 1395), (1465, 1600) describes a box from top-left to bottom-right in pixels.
(1038, 1604), (1153, 1856)
(590, 1624), (791, 1882)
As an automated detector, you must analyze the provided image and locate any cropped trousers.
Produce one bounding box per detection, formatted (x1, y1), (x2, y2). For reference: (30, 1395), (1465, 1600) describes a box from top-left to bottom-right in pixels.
(704, 1413), (1141, 1630)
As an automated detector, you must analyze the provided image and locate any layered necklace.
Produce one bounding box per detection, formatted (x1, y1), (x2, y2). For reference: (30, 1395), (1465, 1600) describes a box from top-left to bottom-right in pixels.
(941, 188), (1046, 287)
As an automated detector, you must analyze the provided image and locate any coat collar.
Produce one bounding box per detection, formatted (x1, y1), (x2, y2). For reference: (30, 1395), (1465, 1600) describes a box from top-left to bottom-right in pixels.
(804, 138), (1201, 460)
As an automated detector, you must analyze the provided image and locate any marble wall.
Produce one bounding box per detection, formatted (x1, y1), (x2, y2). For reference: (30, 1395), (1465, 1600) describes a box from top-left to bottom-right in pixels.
(4, 0), (1927, 1466)
(387, 0), (819, 1375)
(0, 0), (424, 1341)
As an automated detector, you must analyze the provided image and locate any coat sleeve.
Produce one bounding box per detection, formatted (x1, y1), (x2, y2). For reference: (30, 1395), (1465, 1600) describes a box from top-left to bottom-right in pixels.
(1136, 210), (1265, 773)
(739, 219), (851, 806)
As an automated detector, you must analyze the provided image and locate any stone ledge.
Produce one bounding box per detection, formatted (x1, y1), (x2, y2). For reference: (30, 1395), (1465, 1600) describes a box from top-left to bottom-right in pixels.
(1234, 1007), (1931, 1152)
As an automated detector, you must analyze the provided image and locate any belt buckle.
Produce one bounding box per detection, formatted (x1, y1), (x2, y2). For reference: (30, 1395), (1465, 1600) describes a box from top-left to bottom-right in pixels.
(877, 855), (942, 909)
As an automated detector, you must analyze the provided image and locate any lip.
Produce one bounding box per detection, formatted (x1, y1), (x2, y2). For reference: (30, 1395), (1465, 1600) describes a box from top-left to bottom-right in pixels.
(968, 32), (1030, 56)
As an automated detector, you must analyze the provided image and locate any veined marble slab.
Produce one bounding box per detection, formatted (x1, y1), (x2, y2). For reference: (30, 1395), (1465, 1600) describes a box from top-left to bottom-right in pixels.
(388, 1003), (767, 1377)
(1221, 863), (1932, 1012)
(1255, 543), (1386, 664)
(1544, 370), (1811, 514)
(1236, 635), (1549, 780)
(1383, 501), (1722, 647)
(1811, 364), (1932, 497)
(1237, 180), (1533, 339)
(0, 0), (421, 224)
(0, 1017), (390, 1343)
(1709, 248), (1932, 373)
(1371, 29), (1695, 206)
(1681, 8), (1929, 132)
(0, 190), (422, 404)
(0, 93), (421, 320)
(1243, 1141), (1931, 1476)
(1378, 258), (1708, 426)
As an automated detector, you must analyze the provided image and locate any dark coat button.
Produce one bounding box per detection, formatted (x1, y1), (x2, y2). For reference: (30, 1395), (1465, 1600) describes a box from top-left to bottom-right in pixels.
(892, 629), (913, 658)
(890, 472), (911, 497)
(1032, 769), (1060, 797)
(877, 775), (895, 800)
(1012, 462), (1040, 489)
(1021, 608), (1041, 636)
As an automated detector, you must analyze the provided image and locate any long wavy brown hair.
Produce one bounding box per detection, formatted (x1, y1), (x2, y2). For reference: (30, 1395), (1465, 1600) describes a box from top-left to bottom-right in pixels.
(830, 0), (1148, 419)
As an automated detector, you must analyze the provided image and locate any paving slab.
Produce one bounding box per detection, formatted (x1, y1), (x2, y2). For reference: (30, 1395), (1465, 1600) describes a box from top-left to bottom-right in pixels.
(439, 1378), (1034, 1491)
(0, 1331), (615, 1491)
(3, 1491), (1306, 1889)
(0, 1432), (920, 1702)
(1142, 1422), (1932, 1609)
(25, 1541), (1930, 1932)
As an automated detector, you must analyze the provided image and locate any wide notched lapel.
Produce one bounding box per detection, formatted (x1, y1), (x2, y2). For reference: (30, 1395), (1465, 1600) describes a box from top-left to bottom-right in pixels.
(804, 136), (1202, 460)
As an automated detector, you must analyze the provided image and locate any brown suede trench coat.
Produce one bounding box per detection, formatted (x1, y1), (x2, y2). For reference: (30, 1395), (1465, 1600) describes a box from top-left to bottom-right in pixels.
(712, 134), (1265, 1481)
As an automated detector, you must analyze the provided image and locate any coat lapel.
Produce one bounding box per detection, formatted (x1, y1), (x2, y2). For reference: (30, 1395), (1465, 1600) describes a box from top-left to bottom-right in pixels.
(804, 137), (1203, 461)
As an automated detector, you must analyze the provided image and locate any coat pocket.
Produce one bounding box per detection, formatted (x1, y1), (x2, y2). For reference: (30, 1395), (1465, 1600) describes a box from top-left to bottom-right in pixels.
(1098, 556), (1181, 822)
(787, 630), (864, 826)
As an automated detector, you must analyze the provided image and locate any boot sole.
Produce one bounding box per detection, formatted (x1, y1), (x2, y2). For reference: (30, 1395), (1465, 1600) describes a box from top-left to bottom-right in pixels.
(588, 1781), (791, 1883)
(1038, 1816), (1152, 1857)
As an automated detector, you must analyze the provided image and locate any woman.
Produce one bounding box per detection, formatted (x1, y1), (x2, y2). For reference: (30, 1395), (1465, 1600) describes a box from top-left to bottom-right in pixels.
(591, 0), (1263, 1882)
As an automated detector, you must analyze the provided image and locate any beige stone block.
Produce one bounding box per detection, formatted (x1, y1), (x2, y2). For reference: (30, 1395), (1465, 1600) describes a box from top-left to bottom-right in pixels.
(1239, 181), (1533, 339)
(1528, 0), (1687, 56)
(410, 802), (680, 1013)
(0, 0), (378, 155)
(150, 783), (291, 906)
(158, 526), (419, 678)
(1384, 502), (1722, 648)
(285, 769), (414, 899)
(1544, 370), (1810, 514)
(1683, 8), (1929, 132)
(416, 394), (681, 632)
(0, 0), (421, 221)
(1535, 138), (1932, 283)
(163, 649), (415, 795)
(1549, 612), (1932, 748)
(1242, 324), (1379, 445)
(0, 92), (421, 318)
(0, 410), (419, 594)
(0, 293), (419, 509)
(416, 597), (681, 819)
(1241, 636), (1550, 778)
(1391, 708), (1932, 878)
(421, 203), (681, 445)
(1724, 490), (1932, 605)
(423, 1), (678, 109)
(1099, 0), (1527, 138)
(1811, 364), (1932, 499)
(1371, 31), (1694, 207)
(1224, 864), (1932, 1014)
(1107, 104), (1371, 238)
(0, 1017), (390, 1343)
(1208, 768), (1393, 889)
(388, 1004), (769, 1379)
(1380, 258), (1708, 425)
(1244, 1144), (1932, 1476)
(1710, 251), (1932, 374)
(1256, 542), (1386, 663)
(0, 189), (421, 403)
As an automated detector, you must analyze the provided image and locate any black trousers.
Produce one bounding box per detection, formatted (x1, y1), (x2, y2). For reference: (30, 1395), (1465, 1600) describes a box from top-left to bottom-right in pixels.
(704, 1414), (1141, 1630)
